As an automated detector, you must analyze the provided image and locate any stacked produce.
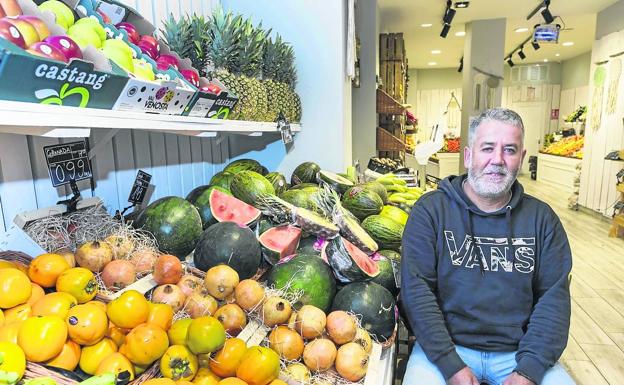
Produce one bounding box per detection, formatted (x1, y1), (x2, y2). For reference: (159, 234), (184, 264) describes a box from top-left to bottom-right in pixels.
(564, 105), (587, 123)
(440, 137), (460, 153)
(373, 172), (423, 214)
(542, 135), (584, 158)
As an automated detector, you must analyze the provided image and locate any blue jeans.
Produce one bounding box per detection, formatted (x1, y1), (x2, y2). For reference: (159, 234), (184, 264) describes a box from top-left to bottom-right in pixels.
(404, 343), (576, 385)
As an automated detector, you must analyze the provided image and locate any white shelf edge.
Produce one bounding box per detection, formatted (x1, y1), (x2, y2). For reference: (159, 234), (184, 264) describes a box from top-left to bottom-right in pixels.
(0, 100), (301, 137)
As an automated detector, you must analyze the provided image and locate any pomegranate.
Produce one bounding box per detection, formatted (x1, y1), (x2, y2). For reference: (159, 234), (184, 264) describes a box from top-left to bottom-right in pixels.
(284, 363), (310, 383)
(262, 296), (292, 327)
(335, 342), (368, 382)
(302, 338), (337, 373)
(234, 279), (264, 311)
(153, 254), (183, 285)
(326, 311), (357, 345)
(354, 327), (373, 354)
(204, 265), (239, 300)
(184, 289), (218, 318)
(130, 249), (158, 275)
(295, 305), (327, 339)
(152, 284), (187, 312)
(268, 326), (304, 360)
(75, 240), (114, 272)
(55, 248), (76, 268)
(104, 234), (135, 259)
(177, 274), (203, 297)
(214, 304), (247, 336)
(101, 260), (136, 290)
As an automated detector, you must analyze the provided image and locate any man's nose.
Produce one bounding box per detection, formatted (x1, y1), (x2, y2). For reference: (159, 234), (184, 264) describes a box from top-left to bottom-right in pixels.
(491, 148), (504, 164)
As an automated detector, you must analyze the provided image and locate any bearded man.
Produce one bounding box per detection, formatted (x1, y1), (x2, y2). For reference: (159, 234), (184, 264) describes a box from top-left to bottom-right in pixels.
(401, 108), (576, 385)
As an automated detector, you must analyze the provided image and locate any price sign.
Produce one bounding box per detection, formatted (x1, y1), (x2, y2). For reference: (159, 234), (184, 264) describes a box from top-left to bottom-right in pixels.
(44, 141), (92, 187)
(391, 259), (401, 288)
(277, 114), (293, 144)
(128, 170), (152, 204)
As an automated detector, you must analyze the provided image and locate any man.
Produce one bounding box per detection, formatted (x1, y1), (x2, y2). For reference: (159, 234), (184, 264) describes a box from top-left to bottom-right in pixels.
(401, 108), (575, 385)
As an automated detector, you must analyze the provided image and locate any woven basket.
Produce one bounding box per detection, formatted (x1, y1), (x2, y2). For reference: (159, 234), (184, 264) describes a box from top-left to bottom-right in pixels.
(0, 250), (32, 267)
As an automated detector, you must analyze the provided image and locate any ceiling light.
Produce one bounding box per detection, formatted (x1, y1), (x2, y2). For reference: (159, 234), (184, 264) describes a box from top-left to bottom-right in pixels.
(455, 31), (466, 37)
(428, 62), (437, 66)
(555, 53), (560, 57)
(562, 41), (574, 46)
(421, 23), (433, 27)
(507, 57), (515, 67)
(518, 49), (526, 60)
(455, 1), (469, 8)
(543, 58), (548, 62)
(515, 27), (529, 33)
(440, 23), (451, 38)
(532, 41), (540, 50)
(431, 50), (441, 54)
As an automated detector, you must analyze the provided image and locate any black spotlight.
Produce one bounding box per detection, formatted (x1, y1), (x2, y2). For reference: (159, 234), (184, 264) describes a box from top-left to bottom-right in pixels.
(457, 57), (464, 72)
(507, 57), (515, 67)
(441, 23), (451, 38)
(518, 49), (526, 60)
(444, 7), (456, 24)
(532, 41), (540, 50)
(541, 7), (554, 24)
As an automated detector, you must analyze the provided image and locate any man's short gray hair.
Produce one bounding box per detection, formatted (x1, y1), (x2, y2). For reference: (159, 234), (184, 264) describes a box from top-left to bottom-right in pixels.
(468, 108), (525, 147)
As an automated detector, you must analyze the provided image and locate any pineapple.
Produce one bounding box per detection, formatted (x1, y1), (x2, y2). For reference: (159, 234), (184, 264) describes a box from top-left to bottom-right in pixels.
(188, 14), (211, 76)
(160, 14), (192, 63)
(262, 35), (301, 122)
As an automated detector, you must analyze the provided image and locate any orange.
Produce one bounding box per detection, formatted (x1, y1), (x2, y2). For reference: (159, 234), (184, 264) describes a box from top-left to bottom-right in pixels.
(26, 283), (45, 306)
(79, 337), (117, 375)
(28, 253), (70, 288)
(66, 303), (108, 346)
(3, 304), (31, 324)
(45, 339), (81, 371)
(0, 321), (22, 344)
(0, 269), (31, 309)
(147, 302), (174, 331)
(17, 315), (68, 362)
(106, 290), (149, 329)
(32, 292), (77, 319)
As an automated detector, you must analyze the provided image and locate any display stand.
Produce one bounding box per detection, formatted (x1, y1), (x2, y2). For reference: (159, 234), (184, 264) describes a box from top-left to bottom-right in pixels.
(537, 153), (583, 193)
(428, 153), (460, 180)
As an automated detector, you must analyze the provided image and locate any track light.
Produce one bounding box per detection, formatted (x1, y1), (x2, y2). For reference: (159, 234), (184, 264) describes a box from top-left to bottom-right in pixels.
(541, 7), (554, 24)
(518, 48), (526, 60)
(507, 57), (514, 67)
(532, 41), (540, 50)
(444, 7), (456, 24)
(457, 57), (463, 72)
(440, 23), (451, 38)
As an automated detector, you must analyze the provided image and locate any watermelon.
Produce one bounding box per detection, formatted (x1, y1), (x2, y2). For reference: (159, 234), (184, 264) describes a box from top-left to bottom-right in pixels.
(318, 170), (354, 194)
(362, 181), (388, 204)
(210, 172), (234, 190)
(342, 186), (384, 221)
(186, 185), (231, 229)
(379, 205), (409, 226)
(267, 254), (336, 312)
(361, 215), (404, 251)
(209, 188), (261, 226)
(134, 196), (203, 260)
(259, 165), (270, 176)
(230, 171), (276, 205)
(371, 251), (400, 295)
(259, 225), (302, 265)
(322, 237), (379, 283)
(255, 217), (278, 236)
(265, 172), (289, 195)
(291, 162), (321, 185)
(332, 281), (397, 341)
(193, 222), (261, 279)
(297, 236), (325, 255)
(224, 159), (264, 174)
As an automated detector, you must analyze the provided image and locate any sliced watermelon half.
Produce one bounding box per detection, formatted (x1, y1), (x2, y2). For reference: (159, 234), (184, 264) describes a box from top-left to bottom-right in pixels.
(259, 224), (303, 265)
(323, 237), (379, 283)
(209, 188), (261, 226)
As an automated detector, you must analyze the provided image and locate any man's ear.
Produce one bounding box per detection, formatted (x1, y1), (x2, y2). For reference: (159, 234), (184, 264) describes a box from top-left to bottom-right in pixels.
(464, 146), (471, 168)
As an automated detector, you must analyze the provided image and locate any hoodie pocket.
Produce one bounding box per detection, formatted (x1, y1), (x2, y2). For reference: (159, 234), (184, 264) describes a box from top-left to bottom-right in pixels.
(446, 313), (525, 349)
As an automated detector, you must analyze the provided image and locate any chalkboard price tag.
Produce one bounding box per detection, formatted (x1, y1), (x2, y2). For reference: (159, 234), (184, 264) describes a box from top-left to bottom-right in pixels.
(128, 170), (152, 204)
(277, 113), (293, 144)
(391, 259), (401, 288)
(44, 141), (92, 187)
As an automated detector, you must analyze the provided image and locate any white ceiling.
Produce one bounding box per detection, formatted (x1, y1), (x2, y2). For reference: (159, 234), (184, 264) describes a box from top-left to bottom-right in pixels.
(378, 0), (618, 69)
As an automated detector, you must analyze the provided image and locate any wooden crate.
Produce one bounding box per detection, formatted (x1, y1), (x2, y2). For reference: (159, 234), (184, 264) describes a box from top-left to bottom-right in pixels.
(380, 33), (405, 61)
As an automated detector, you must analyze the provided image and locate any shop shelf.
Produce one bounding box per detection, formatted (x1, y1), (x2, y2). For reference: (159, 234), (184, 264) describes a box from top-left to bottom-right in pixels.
(376, 88), (407, 115)
(0, 100), (301, 138)
(377, 127), (405, 151)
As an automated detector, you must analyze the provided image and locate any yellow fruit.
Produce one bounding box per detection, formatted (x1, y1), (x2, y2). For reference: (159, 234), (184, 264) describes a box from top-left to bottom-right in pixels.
(96, 352), (135, 380)
(160, 345), (198, 381)
(0, 341), (26, 380)
(56, 267), (98, 303)
(45, 339), (81, 371)
(18, 315), (68, 362)
(0, 269), (31, 309)
(168, 318), (192, 346)
(193, 367), (221, 385)
(106, 290), (149, 329)
(32, 292), (78, 319)
(3, 304), (31, 324)
(79, 337), (117, 375)
(0, 322), (22, 344)
(66, 303), (108, 346)
(28, 253), (70, 288)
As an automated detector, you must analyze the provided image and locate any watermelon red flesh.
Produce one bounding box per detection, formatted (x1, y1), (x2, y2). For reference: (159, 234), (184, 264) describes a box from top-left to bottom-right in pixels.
(209, 188), (261, 226)
(324, 237), (379, 283)
(259, 225), (302, 265)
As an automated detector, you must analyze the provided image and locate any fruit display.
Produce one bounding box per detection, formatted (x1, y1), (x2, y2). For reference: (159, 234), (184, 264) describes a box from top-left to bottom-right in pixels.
(564, 105), (587, 123)
(440, 136), (460, 153)
(542, 135), (584, 158)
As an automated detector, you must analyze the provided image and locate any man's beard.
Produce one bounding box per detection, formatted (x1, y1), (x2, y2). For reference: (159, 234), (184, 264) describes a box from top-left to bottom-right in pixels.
(466, 162), (519, 199)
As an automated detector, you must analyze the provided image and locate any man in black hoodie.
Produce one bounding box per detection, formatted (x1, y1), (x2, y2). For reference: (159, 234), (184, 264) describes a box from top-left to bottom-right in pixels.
(401, 108), (575, 385)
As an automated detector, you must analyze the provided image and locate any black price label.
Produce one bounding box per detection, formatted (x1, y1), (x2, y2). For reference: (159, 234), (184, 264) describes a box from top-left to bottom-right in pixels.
(44, 141), (92, 187)
(391, 259), (401, 288)
(278, 115), (293, 144)
(128, 170), (152, 204)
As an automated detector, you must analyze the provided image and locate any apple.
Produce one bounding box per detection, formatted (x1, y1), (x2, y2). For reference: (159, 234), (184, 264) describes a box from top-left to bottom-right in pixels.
(44, 35), (82, 61)
(28, 41), (67, 62)
(137, 40), (157, 60)
(156, 54), (178, 71)
(116, 22), (139, 45)
(67, 23), (102, 49)
(0, 18), (25, 48)
(18, 15), (50, 41)
(102, 38), (133, 56)
(5, 18), (40, 47)
(74, 17), (106, 42)
(0, 0), (22, 17)
(101, 39), (134, 73)
(139, 34), (159, 52)
(38, 0), (74, 30)
(180, 68), (199, 87)
(132, 58), (155, 81)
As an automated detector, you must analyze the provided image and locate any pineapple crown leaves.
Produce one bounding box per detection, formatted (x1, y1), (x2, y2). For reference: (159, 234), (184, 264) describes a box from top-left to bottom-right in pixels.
(232, 20), (271, 77)
(160, 13), (193, 60)
(207, 7), (244, 71)
(262, 33), (297, 88)
(188, 13), (211, 75)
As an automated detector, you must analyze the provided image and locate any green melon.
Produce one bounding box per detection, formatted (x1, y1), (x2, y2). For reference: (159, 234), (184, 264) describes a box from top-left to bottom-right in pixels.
(318, 170), (354, 194)
(134, 196), (203, 260)
(230, 170), (276, 205)
(361, 215), (404, 251)
(289, 183), (319, 192)
(291, 162), (320, 185)
(379, 205), (409, 225)
(209, 171), (234, 190)
(342, 186), (384, 221)
(265, 172), (289, 195)
(223, 159), (264, 174)
(362, 181), (388, 204)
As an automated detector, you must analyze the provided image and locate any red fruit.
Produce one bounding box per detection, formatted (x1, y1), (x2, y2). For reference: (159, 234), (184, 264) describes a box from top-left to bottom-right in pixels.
(18, 15), (50, 40)
(137, 41), (157, 60)
(0, 0), (22, 16)
(139, 34), (158, 51)
(153, 254), (183, 285)
(180, 69), (199, 87)
(156, 54), (178, 71)
(0, 19), (25, 48)
(101, 260), (136, 290)
(5, 18), (39, 47)
(116, 22), (139, 44)
(28, 42), (68, 62)
(44, 35), (83, 61)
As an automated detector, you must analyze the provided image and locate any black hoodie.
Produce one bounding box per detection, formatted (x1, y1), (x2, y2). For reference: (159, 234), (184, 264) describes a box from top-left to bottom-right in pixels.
(401, 175), (572, 383)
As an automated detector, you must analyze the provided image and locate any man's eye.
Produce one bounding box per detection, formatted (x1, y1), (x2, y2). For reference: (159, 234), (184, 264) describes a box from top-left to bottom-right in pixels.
(481, 147), (493, 152)
(505, 148), (516, 154)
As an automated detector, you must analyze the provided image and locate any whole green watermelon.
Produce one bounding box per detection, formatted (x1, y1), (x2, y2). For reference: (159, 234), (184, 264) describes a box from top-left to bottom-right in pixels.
(134, 196), (203, 260)
(230, 171), (275, 205)
(291, 162), (320, 185)
(193, 221), (261, 279)
(267, 254), (336, 312)
(223, 159), (264, 174)
(210, 172), (234, 190)
(265, 172), (289, 195)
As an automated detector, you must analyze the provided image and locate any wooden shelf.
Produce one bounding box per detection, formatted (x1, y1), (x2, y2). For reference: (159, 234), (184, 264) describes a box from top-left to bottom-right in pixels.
(376, 127), (405, 151)
(376, 88), (406, 115)
(0, 100), (301, 138)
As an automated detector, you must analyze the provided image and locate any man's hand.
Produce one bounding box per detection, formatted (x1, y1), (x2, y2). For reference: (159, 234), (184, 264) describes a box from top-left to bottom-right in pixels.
(502, 372), (535, 385)
(448, 367), (480, 385)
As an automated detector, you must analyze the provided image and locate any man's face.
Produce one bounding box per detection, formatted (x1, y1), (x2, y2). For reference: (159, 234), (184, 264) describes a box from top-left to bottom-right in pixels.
(465, 119), (526, 199)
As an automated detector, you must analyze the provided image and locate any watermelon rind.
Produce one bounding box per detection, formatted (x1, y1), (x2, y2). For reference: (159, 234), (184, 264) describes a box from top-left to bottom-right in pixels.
(230, 170), (276, 205)
(318, 170), (355, 194)
(323, 237), (379, 283)
(186, 185), (231, 229)
(361, 215), (404, 251)
(342, 186), (384, 221)
(267, 253), (336, 312)
(223, 158), (264, 174)
(265, 172), (289, 195)
(280, 190), (312, 209)
(336, 211), (379, 254)
(291, 162), (320, 185)
(209, 171), (234, 190)
(209, 188), (261, 226)
(259, 225), (302, 265)
(135, 196), (203, 260)
(332, 281), (397, 341)
(371, 252), (400, 295)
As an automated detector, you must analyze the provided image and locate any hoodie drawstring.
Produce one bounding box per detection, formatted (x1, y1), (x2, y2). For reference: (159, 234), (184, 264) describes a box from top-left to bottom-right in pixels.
(506, 206), (515, 268)
(463, 208), (485, 276)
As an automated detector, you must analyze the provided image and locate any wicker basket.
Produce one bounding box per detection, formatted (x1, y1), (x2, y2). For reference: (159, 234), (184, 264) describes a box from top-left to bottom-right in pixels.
(377, 127), (405, 152)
